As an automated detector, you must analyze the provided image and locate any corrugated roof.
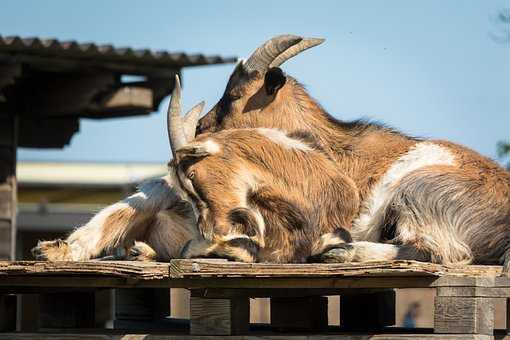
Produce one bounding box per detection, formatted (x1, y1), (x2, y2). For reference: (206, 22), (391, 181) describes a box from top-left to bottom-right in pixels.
(0, 35), (237, 68)
(18, 162), (168, 187)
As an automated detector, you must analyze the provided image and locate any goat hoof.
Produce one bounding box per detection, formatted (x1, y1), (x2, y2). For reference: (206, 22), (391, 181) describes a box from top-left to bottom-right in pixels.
(126, 241), (157, 262)
(315, 244), (355, 263)
(31, 239), (72, 261)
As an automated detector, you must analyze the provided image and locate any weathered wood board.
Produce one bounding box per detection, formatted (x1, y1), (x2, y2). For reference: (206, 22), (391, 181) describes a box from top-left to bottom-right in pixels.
(168, 259), (503, 278)
(0, 260), (504, 290)
(0, 260), (170, 279)
(0, 333), (499, 339)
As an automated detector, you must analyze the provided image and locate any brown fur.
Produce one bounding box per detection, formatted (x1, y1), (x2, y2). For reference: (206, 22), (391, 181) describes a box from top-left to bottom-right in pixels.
(177, 128), (357, 263)
(196, 64), (510, 266)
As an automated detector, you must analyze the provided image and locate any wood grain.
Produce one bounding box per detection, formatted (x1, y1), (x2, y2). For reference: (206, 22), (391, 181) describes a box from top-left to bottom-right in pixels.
(0, 261), (170, 279)
(169, 259), (503, 278)
(0, 333), (496, 339)
(434, 296), (494, 335)
(190, 294), (249, 335)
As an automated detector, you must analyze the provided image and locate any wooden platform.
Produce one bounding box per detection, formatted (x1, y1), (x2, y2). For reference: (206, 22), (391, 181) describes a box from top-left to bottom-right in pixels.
(0, 260), (508, 339)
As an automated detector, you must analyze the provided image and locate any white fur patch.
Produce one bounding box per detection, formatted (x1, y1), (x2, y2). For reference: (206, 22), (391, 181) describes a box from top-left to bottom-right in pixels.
(232, 166), (265, 243)
(202, 139), (221, 154)
(66, 175), (183, 260)
(256, 128), (312, 151)
(353, 142), (456, 240)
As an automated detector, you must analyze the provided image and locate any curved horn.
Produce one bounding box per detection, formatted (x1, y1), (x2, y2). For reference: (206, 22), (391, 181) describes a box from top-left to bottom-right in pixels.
(183, 101), (205, 141)
(243, 34), (303, 73)
(167, 75), (187, 158)
(269, 38), (325, 68)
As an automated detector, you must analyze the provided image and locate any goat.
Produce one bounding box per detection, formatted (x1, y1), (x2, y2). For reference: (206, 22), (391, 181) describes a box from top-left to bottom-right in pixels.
(167, 77), (355, 262)
(33, 76), (355, 263)
(33, 35), (510, 273)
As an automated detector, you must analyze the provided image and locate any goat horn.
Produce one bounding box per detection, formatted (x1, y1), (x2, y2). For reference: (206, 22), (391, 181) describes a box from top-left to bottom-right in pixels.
(167, 75), (188, 158)
(243, 34), (303, 73)
(183, 101), (205, 141)
(269, 38), (325, 68)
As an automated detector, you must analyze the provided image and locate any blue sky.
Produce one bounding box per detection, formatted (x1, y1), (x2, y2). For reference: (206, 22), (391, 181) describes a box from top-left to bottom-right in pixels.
(3, 1), (510, 164)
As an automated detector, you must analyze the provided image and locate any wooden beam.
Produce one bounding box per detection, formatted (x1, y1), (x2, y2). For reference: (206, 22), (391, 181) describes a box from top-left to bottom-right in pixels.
(434, 277), (495, 335)
(97, 86), (153, 110)
(0, 333), (497, 339)
(434, 296), (494, 335)
(190, 290), (249, 335)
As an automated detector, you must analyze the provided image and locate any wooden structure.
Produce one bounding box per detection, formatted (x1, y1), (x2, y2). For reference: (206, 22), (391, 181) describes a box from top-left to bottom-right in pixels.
(0, 35), (235, 260)
(0, 260), (508, 339)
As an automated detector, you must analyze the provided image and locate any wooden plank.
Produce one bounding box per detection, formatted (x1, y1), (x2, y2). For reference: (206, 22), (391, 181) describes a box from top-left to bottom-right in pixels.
(169, 259), (503, 278)
(0, 260), (504, 281)
(271, 296), (328, 331)
(340, 290), (396, 330)
(189, 293), (249, 335)
(0, 333), (497, 339)
(434, 296), (494, 335)
(0, 261), (170, 279)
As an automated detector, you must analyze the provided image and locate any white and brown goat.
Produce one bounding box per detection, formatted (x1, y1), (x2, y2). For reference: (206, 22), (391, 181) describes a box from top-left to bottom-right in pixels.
(33, 35), (510, 272)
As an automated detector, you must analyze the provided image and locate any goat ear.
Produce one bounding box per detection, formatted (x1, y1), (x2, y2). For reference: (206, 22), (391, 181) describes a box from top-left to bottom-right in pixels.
(264, 67), (286, 96)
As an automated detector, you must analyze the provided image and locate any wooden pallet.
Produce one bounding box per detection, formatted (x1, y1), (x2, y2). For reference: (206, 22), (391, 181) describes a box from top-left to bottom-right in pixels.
(0, 259), (507, 339)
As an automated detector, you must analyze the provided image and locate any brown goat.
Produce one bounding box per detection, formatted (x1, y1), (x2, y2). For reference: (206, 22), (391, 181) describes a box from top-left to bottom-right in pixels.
(196, 35), (510, 268)
(164, 77), (356, 262)
(33, 35), (510, 273)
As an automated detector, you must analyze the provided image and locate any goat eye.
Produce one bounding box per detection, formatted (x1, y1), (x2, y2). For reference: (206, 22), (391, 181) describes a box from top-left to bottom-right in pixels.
(229, 93), (241, 101)
(187, 171), (195, 180)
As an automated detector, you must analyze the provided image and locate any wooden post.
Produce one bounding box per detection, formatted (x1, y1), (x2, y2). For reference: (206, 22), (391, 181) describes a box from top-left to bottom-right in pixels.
(17, 294), (40, 332)
(270, 296), (328, 332)
(114, 288), (170, 329)
(0, 114), (17, 261)
(190, 289), (249, 335)
(340, 289), (396, 330)
(39, 292), (96, 329)
(0, 294), (16, 331)
(433, 277), (494, 336)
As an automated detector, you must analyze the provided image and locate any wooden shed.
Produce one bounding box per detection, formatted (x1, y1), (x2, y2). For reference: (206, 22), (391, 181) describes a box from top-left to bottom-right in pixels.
(0, 35), (235, 260)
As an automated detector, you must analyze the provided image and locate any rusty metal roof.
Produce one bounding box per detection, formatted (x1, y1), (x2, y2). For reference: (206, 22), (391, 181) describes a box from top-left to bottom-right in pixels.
(0, 35), (237, 68)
